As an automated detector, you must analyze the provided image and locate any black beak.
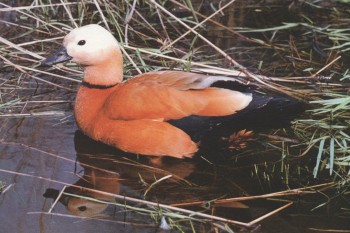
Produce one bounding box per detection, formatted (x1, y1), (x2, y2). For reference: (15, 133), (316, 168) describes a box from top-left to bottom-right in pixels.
(41, 46), (72, 66)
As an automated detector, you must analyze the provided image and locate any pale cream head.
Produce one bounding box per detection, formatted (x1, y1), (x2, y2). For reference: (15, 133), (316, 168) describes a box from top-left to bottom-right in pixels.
(63, 24), (120, 66)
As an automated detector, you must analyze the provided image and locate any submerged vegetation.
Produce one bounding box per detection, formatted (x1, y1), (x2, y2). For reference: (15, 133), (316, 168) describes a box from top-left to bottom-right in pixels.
(1, 0), (350, 231)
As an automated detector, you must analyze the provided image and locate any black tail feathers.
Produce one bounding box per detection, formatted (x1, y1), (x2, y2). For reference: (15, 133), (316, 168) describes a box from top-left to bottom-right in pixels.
(236, 93), (305, 127)
(168, 79), (306, 142)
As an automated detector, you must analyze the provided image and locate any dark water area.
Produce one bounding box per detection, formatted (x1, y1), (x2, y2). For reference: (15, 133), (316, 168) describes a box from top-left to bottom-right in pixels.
(1, 0), (350, 232)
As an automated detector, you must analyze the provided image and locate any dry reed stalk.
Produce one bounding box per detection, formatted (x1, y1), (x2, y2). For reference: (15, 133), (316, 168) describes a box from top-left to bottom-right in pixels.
(308, 228), (350, 232)
(28, 211), (156, 227)
(126, 2), (160, 36)
(48, 185), (67, 213)
(0, 183), (13, 194)
(60, 0), (78, 28)
(0, 141), (120, 176)
(15, 65), (81, 83)
(0, 2), (78, 12)
(312, 56), (341, 78)
(248, 202), (293, 226)
(164, 0), (237, 50)
(0, 2), (64, 32)
(168, 0), (282, 50)
(0, 19), (49, 34)
(92, 0), (109, 30)
(0, 36), (44, 59)
(0, 54), (74, 90)
(171, 182), (335, 207)
(16, 36), (64, 47)
(124, 0), (138, 46)
(0, 112), (66, 118)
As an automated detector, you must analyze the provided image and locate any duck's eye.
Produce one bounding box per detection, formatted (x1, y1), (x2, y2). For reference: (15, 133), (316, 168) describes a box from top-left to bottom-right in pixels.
(77, 40), (86, 46)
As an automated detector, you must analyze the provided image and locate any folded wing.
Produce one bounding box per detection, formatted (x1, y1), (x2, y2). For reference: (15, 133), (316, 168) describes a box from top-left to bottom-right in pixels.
(103, 71), (252, 121)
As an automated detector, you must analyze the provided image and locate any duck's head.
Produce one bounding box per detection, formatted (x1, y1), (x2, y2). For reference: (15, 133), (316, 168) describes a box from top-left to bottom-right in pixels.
(42, 24), (121, 67)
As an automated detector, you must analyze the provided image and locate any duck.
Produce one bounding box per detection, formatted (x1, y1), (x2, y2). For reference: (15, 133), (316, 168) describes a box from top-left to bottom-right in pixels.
(42, 24), (303, 158)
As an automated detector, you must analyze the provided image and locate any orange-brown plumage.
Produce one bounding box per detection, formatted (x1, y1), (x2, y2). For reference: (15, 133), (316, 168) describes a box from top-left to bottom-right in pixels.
(73, 69), (251, 158)
(42, 24), (300, 158)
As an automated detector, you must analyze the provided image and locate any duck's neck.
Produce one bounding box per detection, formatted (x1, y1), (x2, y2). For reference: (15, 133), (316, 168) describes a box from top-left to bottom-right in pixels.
(83, 50), (123, 86)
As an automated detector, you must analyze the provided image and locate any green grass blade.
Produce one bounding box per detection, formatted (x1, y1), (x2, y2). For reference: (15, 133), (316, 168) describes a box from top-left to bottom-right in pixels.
(314, 138), (325, 178)
(329, 137), (335, 175)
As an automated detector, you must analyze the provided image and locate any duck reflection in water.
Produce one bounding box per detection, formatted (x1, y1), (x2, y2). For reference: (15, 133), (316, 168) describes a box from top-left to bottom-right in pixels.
(43, 117), (294, 220)
(44, 131), (196, 218)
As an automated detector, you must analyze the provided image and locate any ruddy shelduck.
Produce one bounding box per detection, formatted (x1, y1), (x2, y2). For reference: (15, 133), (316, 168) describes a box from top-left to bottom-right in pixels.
(42, 24), (301, 158)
